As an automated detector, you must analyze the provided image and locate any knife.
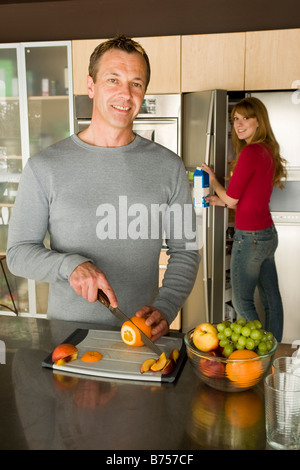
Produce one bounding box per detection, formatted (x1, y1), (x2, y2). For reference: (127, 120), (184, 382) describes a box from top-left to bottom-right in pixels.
(97, 289), (163, 356)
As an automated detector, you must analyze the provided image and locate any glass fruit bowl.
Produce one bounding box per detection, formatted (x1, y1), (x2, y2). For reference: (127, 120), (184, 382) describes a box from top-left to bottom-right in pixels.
(184, 328), (278, 392)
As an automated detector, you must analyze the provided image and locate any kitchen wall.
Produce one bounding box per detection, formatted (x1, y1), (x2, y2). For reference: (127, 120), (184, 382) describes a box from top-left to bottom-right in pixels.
(0, 0), (300, 43)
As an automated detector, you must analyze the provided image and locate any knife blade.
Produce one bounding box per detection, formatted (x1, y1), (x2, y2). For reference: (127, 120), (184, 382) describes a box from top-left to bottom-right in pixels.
(97, 289), (163, 356)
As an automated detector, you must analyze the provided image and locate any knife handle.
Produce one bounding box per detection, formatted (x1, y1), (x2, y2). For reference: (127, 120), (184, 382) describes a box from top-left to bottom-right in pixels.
(97, 289), (110, 309)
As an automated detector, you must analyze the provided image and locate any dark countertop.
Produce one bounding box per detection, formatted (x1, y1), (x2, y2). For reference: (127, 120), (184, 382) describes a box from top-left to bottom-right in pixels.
(0, 315), (295, 451)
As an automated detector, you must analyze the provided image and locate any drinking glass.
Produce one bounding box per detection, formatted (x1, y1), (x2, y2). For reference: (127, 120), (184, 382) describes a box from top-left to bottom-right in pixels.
(272, 356), (300, 376)
(264, 372), (300, 450)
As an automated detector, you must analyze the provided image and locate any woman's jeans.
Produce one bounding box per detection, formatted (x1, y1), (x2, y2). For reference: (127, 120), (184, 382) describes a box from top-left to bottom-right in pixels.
(231, 225), (283, 341)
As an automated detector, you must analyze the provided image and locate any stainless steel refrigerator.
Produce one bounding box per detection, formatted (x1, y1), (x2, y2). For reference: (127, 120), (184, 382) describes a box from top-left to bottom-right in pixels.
(181, 89), (300, 344)
(181, 90), (230, 331)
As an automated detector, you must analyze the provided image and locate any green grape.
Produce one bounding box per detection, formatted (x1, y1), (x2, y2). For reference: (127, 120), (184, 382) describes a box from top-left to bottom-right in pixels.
(254, 320), (262, 329)
(236, 318), (246, 326)
(233, 323), (242, 334)
(231, 332), (240, 343)
(245, 338), (255, 350)
(219, 339), (229, 348)
(258, 342), (268, 355)
(217, 332), (226, 341)
(217, 323), (226, 332)
(223, 343), (234, 357)
(236, 343), (245, 350)
(266, 340), (274, 351)
(238, 335), (247, 347)
(230, 322), (236, 330)
(265, 332), (274, 342)
(246, 321), (256, 330)
(224, 327), (232, 337)
(241, 326), (251, 337)
(250, 328), (263, 341)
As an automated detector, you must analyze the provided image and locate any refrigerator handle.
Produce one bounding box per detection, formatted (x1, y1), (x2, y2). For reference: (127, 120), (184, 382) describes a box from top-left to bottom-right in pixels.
(202, 92), (214, 323)
(205, 92), (214, 232)
(202, 207), (209, 322)
(204, 92), (214, 165)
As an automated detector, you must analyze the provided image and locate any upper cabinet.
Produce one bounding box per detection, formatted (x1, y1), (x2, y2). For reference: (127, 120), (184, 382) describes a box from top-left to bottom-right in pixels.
(136, 36), (181, 94)
(72, 36), (181, 95)
(181, 33), (245, 92)
(245, 29), (300, 90)
(72, 29), (300, 95)
(72, 39), (104, 96)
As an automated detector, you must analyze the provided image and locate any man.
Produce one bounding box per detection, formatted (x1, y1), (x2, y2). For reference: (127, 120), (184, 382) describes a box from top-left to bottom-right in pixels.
(7, 36), (200, 341)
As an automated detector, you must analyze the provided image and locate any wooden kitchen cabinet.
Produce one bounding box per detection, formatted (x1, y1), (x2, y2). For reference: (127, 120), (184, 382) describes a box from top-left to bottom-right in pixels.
(72, 36), (181, 95)
(72, 39), (105, 95)
(181, 33), (246, 92)
(136, 36), (181, 94)
(245, 29), (300, 90)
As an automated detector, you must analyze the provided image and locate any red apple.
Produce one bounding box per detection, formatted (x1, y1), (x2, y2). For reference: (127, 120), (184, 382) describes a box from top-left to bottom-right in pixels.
(52, 343), (78, 366)
(192, 322), (219, 352)
(199, 351), (225, 378)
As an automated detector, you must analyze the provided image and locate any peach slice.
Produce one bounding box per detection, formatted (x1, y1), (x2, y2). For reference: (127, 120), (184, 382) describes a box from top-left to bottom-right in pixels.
(161, 359), (175, 375)
(140, 358), (157, 374)
(169, 348), (180, 364)
(52, 343), (78, 366)
(150, 352), (168, 372)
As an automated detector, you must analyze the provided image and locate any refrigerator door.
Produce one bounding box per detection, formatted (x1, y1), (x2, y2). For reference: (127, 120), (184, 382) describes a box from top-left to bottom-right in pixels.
(211, 90), (228, 324)
(250, 91), (300, 170)
(182, 90), (227, 329)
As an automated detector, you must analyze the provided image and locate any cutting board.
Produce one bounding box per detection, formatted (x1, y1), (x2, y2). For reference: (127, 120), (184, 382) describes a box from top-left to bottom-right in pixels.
(42, 328), (186, 383)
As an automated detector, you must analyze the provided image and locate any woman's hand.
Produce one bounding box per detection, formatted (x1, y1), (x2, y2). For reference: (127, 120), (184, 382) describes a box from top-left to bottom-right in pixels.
(205, 195), (224, 207)
(202, 163), (239, 209)
(202, 163), (217, 183)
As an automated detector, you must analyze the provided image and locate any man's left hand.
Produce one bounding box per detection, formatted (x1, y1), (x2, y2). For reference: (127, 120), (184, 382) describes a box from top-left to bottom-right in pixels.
(135, 305), (169, 342)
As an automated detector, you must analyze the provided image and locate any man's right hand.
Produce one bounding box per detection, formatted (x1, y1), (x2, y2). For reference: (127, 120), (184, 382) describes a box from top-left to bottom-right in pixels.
(69, 261), (118, 308)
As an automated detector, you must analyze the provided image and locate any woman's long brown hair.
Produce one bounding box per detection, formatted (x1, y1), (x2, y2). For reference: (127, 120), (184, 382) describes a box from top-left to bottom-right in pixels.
(230, 97), (287, 188)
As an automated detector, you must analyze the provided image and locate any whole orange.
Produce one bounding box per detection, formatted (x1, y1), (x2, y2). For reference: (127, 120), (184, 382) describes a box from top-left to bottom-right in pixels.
(225, 349), (263, 388)
(121, 316), (152, 347)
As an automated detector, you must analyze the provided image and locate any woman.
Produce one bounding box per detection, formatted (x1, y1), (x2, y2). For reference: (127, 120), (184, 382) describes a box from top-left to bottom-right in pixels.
(202, 97), (287, 341)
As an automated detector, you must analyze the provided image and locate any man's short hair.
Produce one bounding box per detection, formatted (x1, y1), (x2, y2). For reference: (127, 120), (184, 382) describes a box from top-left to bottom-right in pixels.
(89, 34), (151, 89)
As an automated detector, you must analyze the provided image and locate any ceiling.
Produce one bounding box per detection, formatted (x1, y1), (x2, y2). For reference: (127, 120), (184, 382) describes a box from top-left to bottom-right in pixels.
(0, 0), (299, 43)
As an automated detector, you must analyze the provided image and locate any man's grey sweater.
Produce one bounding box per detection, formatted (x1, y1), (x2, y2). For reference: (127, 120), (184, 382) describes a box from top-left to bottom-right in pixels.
(7, 134), (200, 326)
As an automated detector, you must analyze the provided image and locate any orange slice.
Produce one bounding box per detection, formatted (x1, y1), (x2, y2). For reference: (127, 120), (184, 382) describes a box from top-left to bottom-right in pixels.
(121, 316), (152, 347)
(81, 351), (103, 362)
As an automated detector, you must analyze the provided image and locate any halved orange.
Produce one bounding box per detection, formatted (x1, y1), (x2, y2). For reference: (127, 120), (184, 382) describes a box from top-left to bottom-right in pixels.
(81, 351), (103, 362)
(225, 349), (263, 388)
(121, 316), (152, 347)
